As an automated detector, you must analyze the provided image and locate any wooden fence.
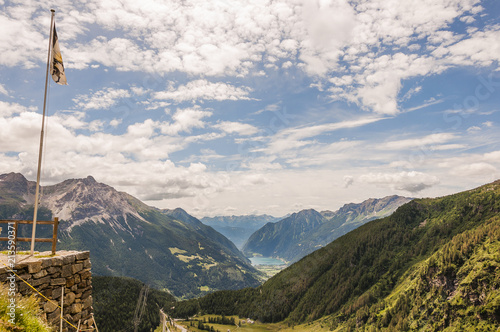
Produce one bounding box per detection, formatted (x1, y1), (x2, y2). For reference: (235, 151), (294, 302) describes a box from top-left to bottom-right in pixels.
(0, 218), (59, 255)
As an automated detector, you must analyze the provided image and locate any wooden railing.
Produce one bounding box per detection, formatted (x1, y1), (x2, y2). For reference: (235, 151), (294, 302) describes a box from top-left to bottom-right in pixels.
(0, 218), (59, 255)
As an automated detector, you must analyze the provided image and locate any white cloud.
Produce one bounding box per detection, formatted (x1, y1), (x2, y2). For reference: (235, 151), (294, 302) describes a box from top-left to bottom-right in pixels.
(434, 27), (500, 68)
(214, 121), (259, 136)
(264, 116), (384, 155)
(154, 80), (253, 103)
(483, 151), (500, 163)
(360, 171), (440, 193)
(467, 126), (481, 133)
(0, 84), (7, 96)
(2, 0), (498, 115)
(73, 87), (131, 110)
(343, 175), (354, 188)
(160, 106), (212, 135)
(0, 101), (36, 117)
(450, 162), (497, 177)
(1, 0), (500, 218)
(381, 133), (457, 150)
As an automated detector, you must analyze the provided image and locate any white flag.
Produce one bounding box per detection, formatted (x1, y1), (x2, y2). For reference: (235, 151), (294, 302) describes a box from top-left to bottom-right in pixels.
(50, 24), (67, 85)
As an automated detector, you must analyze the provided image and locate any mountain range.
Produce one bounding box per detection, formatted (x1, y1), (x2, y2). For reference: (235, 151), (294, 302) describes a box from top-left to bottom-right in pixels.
(243, 195), (412, 262)
(200, 214), (281, 249)
(172, 180), (500, 331)
(0, 172), (262, 298)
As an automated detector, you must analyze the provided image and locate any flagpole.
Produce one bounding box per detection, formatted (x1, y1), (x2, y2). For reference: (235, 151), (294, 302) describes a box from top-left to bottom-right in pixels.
(31, 9), (55, 255)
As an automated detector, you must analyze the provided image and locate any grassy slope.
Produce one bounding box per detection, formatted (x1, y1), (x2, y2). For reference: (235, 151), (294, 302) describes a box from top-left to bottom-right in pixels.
(0, 283), (50, 332)
(172, 180), (500, 331)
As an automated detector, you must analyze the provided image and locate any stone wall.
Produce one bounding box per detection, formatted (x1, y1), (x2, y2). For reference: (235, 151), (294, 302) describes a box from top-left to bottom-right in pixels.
(0, 250), (94, 331)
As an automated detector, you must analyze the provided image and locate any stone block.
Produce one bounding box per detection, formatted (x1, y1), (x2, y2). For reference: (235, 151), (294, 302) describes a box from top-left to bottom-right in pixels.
(28, 262), (42, 274)
(83, 295), (93, 309)
(83, 259), (91, 269)
(52, 256), (63, 266)
(47, 266), (61, 274)
(76, 251), (90, 260)
(52, 287), (63, 299)
(51, 278), (67, 286)
(72, 263), (83, 274)
(17, 273), (31, 281)
(76, 285), (91, 294)
(66, 277), (75, 288)
(33, 269), (48, 279)
(47, 308), (61, 322)
(44, 301), (59, 313)
(13, 262), (28, 270)
(41, 258), (53, 269)
(37, 282), (50, 291)
(70, 303), (82, 314)
(80, 270), (91, 280)
(65, 291), (76, 305)
(82, 290), (92, 300)
(73, 312), (82, 322)
(17, 282), (30, 294)
(63, 255), (75, 265)
(31, 276), (50, 287)
(61, 264), (73, 278)
(42, 288), (52, 298)
(74, 274), (81, 283)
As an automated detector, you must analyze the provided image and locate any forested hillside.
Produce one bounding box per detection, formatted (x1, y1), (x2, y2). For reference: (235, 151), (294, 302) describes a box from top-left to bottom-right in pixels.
(171, 180), (500, 331)
(93, 276), (176, 332)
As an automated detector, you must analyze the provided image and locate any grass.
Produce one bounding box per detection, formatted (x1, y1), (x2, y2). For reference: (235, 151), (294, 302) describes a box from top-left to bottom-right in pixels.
(175, 315), (333, 332)
(253, 264), (287, 279)
(0, 283), (51, 331)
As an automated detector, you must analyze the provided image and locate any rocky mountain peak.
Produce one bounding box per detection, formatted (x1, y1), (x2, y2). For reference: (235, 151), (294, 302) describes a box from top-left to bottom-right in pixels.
(0, 172), (28, 183)
(40, 175), (147, 232)
(0, 172), (34, 203)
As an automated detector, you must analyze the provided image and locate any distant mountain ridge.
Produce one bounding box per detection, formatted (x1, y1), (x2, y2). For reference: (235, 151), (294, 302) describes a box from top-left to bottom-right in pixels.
(200, 214), (280, 249)
(243, 195), (412, 262)
(0, 172), (261, 298)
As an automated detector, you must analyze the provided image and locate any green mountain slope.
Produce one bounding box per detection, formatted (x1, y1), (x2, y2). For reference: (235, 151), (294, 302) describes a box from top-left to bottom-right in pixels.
(243, 209), (326, 261)
(93, 276), (176, 332)
(0, 173), (262, 299)
(171, 181), (500, 331)
(243, 195), (410, 262)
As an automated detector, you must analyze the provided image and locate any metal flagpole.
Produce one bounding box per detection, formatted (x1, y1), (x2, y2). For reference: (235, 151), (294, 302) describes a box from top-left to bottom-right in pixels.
(31, 9), (55, 255)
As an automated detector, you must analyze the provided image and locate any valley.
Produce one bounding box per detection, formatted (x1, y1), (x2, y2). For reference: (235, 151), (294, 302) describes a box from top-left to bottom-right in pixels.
(1, 172), (499, 331)
(170, 180), (500, 331)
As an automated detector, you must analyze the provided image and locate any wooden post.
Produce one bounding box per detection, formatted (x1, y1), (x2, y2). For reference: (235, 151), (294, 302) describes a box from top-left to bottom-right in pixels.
(14, 220), (18, 252)
(77, 319), (81, 332)
(161, 309), (166, 332)
(92, 313), (99, 332)
(51, 217), (59, 255)
(60, 286), (64, 332)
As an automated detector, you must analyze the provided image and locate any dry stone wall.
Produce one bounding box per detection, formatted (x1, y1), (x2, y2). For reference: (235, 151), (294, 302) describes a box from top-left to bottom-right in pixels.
(0, 250), (93, 331)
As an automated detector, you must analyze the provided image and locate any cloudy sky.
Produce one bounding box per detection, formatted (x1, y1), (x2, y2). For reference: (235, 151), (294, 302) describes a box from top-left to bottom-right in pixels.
(1, 0), (499, 217)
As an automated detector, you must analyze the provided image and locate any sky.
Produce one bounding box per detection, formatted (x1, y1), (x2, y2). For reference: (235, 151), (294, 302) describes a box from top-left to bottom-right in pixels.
(0, 0), (499, 218)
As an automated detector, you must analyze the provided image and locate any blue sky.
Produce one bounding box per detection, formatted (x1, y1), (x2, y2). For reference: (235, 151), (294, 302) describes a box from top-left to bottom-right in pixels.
(1, 0), (499, 217)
